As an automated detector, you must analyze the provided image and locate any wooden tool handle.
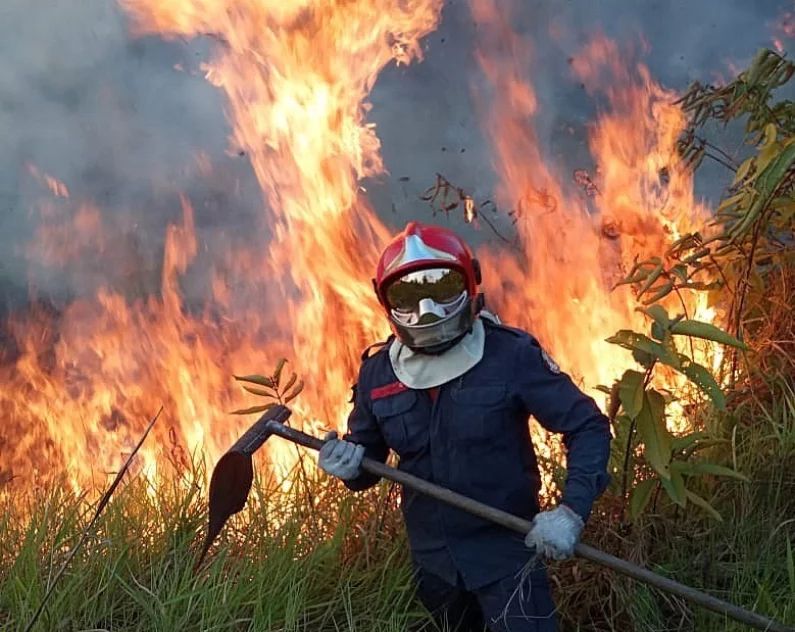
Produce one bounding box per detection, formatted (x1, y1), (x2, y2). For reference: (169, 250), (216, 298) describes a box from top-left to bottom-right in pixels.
(264, 420), (793, 632)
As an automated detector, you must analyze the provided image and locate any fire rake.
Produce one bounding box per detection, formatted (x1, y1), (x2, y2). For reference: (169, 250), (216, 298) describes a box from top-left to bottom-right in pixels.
(200, 405), (794, 632)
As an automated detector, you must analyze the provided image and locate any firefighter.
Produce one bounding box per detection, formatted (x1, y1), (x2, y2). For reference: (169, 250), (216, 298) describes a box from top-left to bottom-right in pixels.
(317, 221), (612, 631)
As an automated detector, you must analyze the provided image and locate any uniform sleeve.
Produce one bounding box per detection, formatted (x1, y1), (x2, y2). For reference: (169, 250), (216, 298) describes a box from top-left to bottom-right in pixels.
(516, 337), (612, 522)
(341, 378), (390, 492)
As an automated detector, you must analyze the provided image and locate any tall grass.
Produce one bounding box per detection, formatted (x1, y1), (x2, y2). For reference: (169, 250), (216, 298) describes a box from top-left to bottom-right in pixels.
(0, 459), (429, 632)
(555, 377), (795, 631)
(1, 380), (793, 631)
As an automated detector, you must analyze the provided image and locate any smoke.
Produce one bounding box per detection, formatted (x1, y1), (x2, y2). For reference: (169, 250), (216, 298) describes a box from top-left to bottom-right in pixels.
(0, 0), (261, 308)
(367, 0), (794, 246)
(0, 0), (792, 304)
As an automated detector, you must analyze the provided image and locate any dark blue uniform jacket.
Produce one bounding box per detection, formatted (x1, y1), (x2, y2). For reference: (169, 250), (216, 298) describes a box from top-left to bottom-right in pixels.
(343, 318), (612, 590)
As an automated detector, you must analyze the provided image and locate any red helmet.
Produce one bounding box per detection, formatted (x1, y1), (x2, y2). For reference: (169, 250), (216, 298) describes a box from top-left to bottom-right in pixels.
(373, 222), (483, 353)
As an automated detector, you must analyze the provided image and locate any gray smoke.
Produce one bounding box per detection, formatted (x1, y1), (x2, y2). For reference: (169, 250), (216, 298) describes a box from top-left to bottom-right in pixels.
(0, 0), (792, 307)
(368, 0), (794, 245)
(0, 0), (258, 309)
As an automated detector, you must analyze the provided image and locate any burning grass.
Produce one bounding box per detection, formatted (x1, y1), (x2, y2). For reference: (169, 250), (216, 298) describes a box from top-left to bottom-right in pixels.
(1, 380), (793, 631)
(1, 0), (794, 629)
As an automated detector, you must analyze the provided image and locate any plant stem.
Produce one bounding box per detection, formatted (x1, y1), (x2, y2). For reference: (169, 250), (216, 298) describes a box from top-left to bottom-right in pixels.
(620, 418), (638, 507)
(23, 407), (162, 632)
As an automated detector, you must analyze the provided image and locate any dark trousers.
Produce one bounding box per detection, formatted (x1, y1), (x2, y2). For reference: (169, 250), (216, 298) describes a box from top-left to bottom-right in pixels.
(414, 566), (558, 632)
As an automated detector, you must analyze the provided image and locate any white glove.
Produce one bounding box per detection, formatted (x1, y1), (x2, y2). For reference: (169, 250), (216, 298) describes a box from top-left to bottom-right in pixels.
(317, 431), (365, 480)
(524, 504), (585, 561)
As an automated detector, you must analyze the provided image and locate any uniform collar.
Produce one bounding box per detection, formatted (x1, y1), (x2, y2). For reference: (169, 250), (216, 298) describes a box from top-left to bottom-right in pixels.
(388, 311), (500, 389)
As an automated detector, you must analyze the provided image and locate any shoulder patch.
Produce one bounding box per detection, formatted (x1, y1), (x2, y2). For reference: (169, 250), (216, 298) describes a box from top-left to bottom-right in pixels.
(540, 348), (561, 374)
(371, 380), (408, 400)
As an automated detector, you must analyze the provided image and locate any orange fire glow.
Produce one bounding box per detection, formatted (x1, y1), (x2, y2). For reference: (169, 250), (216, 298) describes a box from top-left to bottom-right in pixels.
(771, 11), (794, 54)
(467, 1), (717, 484)
(0, 0), (722, 495)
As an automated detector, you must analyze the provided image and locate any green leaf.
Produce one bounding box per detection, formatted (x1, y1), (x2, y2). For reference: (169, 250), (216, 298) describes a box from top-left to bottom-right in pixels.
(607, 382), (621, 422)
(689, 438), (730, 452)
(643, 304), (671, 326)
(607, 330), (681, 369)
(273, 358), (288, 387)
(234, 374), (276, 388)
(594, 385), (612, 395)
(669, 319), (750, 349)
(730, 144), (795, 239)
(629, 478), (657, 520)
(671, 431), (710, 453)
(284, 380), (305, 404)
(716, 191), (745, 213)
(733, 157), (754, 185)
(677, 461), (749, 481)
(651, 321), (665, 342)
(670, 264), (689, 283)
(756, 141), (780, 174)
(282, 372), (298, 393)
(242, 385), (276, 398)
(643, 279), (675, 304)
(677, 357), (726, 410)
(618, 370), (645, 419)
(682, 281), (722, 291)
(615, 266), (652, 286)
(662, 331), (681, 367)
(681, 246), (711, 264)
(636, 390), (673, 479)
(230, 403), (276, 415)
(632, 349), (656, 370)
(667, 233), (700, 255)
(685, 489), (723, 521)
(637, 259), (664, 297)
(760, 122), (778, 148)
(661, 462), (687, 507)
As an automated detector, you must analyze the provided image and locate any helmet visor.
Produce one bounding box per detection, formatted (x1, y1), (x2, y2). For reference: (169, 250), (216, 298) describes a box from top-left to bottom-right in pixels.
(385, 267), (467, 319)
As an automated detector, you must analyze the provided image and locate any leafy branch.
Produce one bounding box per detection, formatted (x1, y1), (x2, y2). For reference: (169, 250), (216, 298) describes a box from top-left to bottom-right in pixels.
(600, 307), (750, 522)
(231, 357), (304, 415)
(618, 48), (794, 375)
(614, 238), (723, 308)
(676, 48), (795, 138)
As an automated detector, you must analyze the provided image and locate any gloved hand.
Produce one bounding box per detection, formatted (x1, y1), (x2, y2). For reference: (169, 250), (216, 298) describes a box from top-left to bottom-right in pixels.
(524, 504), (585, 561)
(317, 430), (365, 481)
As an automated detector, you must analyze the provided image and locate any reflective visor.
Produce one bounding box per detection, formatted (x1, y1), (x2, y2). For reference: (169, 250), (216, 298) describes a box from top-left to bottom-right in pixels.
(385, 267), (466, 313)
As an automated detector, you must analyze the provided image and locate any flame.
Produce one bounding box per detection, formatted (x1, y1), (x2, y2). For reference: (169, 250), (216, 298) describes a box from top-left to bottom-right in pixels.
(121, 0), (445, 485)
(0, 1), (723, 496)
(771, 11), (794, 54)
(469, 2), (718, 443)
(1, 0), (444, 490)
(26, 164), (70, 199)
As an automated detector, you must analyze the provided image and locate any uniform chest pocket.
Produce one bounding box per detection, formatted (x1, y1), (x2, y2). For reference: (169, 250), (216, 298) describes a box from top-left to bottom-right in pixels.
(449, 384), (509, 443)
(372, 389), (427, 457)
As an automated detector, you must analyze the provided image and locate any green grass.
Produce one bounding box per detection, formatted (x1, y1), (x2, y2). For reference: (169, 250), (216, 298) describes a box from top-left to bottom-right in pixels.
(0, 463), (430, 632)
(1, 379), (793, 631)
(560, 377), (795, 631)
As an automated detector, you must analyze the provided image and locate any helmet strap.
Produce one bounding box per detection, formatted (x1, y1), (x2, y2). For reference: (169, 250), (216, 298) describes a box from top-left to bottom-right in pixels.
(472, 258), (482, 285)
(475, 293), (485, 313)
